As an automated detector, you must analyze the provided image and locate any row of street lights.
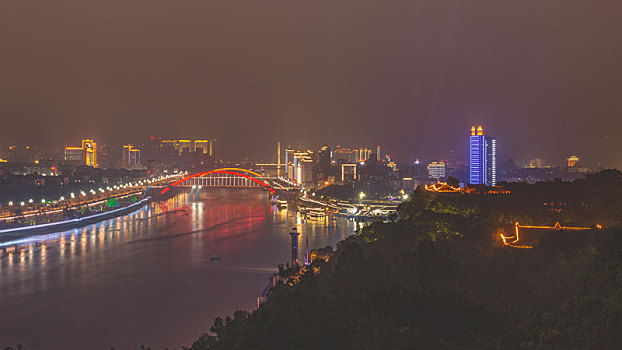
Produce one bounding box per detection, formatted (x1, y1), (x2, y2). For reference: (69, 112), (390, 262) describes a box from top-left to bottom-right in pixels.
(2, 173), (184, 210)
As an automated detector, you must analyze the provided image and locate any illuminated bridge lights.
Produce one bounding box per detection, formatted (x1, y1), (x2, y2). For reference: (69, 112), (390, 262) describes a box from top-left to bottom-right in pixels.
(161, 169), (276, 195)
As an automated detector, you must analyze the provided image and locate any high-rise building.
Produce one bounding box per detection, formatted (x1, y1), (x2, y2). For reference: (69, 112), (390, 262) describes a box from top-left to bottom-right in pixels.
(176, 140), (193, 155)
(469, 126), (497, 186)
(64, 147), (84, 164)
(341, 163), (357, 182)
(194, 140), (209, 154)
(567, 155), (579, 167)
(358, 148), (373, 163)
(292, 150), (314, 186)
(332, 146), (358, 163)
(123, 145), (132, 165)
(81, 139), (97, 167)
(123, 145), (141, 168)
(427, 162), (446, 180)
(318, 145), (331, 171)
(130, 148), (141, 165)
(285, 148), (295, 180)
(277, 141), (281, 177)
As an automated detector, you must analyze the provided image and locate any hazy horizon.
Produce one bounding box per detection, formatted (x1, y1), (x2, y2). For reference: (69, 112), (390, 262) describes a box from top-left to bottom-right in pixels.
(2, 0), (621, 167)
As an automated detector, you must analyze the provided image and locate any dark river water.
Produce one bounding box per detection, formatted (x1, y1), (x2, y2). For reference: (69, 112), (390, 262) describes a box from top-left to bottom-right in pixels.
(0, 189), (356, 350)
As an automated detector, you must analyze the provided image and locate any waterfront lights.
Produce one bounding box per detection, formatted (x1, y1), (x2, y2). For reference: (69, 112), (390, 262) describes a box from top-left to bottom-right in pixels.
(403, 194), (409, 200)
(8, 201), (13, 206)
(28, 199), (33, 204)
(198, 185), (202, 189)
(192, 185), (197, 189)
(41, 199), (46, 204)
(59, 196), (65, 201)
(20, 202), (25, 206)
(359, 192), (366, 199)
(80, 191), (86, 196)
(70, 193), (76, 199)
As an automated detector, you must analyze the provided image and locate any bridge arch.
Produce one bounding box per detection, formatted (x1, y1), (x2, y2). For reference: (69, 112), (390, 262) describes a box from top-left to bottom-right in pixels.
(161, 169), (275, 194)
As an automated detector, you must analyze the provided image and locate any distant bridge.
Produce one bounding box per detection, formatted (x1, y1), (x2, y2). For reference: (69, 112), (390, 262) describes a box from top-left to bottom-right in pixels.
(160, 168), (276, 194)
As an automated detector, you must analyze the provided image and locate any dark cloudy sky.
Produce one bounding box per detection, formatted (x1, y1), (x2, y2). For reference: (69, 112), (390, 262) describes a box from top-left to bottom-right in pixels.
(2, 0), (621, 166)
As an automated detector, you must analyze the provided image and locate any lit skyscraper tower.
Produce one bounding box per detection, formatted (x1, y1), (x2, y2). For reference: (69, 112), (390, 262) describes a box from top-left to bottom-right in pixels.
(469, 126), (497, 186)
(81, 139), (97, 167)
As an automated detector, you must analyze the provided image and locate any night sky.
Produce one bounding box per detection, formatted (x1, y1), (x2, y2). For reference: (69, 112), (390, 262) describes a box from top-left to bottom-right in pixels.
(2, 1), (621, 166)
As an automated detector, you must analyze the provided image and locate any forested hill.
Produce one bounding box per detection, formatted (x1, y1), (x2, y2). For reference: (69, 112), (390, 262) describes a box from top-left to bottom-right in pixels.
(186, 170), (622, 350)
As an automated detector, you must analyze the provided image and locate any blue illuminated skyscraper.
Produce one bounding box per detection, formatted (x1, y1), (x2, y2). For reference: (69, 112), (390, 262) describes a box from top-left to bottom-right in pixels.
(469, 126), (497, 186)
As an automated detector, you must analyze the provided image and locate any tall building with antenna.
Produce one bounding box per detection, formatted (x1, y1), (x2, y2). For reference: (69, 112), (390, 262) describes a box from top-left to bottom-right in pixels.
(469, 126), (497, 186)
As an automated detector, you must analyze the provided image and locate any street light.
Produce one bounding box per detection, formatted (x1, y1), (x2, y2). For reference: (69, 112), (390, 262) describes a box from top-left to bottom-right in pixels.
(28, 199), (33, 204)
(359, 192), (366, 199)
(41, 199), (46, 204)
(8, 201), (13, 206)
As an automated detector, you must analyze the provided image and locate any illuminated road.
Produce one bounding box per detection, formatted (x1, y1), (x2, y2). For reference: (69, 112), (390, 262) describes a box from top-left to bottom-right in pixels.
(0, 189), (355, 349)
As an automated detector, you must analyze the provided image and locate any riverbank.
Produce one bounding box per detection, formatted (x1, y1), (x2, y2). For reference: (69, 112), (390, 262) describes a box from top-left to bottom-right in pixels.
(0, 197), (151, 239)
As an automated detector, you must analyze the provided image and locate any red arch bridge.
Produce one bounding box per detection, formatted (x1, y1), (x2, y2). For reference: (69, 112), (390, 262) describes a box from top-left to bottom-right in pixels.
(160, 168), (277, 195)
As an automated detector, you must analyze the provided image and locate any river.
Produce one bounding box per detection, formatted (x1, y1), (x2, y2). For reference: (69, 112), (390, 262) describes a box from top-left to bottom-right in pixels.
(0, 189), (356, 349)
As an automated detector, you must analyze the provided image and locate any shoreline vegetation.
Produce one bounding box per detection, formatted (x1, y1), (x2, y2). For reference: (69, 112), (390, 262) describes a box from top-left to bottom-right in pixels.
(3, 170), (621, 350)
(184, 169), (622, 350)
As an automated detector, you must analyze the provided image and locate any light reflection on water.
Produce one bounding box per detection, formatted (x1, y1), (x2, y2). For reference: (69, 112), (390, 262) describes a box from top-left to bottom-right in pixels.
(0, 189), (356, 350)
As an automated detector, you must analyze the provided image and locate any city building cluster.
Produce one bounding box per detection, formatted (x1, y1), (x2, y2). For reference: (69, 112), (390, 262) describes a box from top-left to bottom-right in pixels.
(0, 137), (216, 204)
(261, 126), (600, 196)
(0, 127), (602, 203)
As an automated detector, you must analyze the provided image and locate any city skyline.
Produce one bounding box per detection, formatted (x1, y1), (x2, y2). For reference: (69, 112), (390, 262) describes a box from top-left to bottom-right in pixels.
(1, 1), (621, 348)
(0, 136), (608, 168)
(0, 132), (609, 169)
